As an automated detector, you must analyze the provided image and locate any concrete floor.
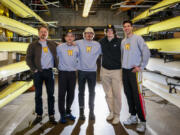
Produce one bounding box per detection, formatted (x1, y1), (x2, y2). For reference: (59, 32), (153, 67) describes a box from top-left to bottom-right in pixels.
(0, 78), (180, 135)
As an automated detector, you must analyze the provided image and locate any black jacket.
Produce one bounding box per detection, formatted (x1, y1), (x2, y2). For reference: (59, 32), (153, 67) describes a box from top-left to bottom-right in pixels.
(99, 36), (121, 70)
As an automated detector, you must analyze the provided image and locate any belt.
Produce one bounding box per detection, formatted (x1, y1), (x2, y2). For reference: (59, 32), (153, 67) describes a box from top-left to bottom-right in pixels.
(123, 68), (134, 71)
(59, 70), (76, 73)
(42, 68), (52, 71)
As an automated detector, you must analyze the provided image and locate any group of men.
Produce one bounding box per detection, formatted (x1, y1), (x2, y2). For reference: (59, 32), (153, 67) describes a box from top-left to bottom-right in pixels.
(26, 20), (150, 133)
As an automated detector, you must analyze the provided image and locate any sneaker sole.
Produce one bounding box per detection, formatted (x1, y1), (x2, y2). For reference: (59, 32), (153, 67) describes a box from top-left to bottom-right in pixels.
(136, 129), (146, 133)
(106, 118), (113, 121)
(60, 121), (67, 124)
(112, 122), (120, 125)
(123, 122), (138, 125)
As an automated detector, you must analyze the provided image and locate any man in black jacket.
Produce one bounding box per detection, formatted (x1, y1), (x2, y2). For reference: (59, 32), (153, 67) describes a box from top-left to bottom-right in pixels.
(99, 24), (122, 125)
(26, 25), (58, 125)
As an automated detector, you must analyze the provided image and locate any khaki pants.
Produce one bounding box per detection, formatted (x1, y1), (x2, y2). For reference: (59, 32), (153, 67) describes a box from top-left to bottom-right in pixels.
(101, 67), (122, 117)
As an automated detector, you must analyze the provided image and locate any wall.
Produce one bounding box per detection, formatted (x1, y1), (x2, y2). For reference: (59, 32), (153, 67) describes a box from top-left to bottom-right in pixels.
(45, 8), (128, 27)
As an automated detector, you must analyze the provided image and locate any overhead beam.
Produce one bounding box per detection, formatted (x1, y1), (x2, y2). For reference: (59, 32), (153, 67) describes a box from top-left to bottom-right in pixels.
(114, 0), (144, 14)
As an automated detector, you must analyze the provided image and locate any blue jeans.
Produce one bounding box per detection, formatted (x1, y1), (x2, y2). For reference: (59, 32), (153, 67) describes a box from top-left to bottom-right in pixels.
(78, 70), (96, 112)
(33, 69), (55, 116)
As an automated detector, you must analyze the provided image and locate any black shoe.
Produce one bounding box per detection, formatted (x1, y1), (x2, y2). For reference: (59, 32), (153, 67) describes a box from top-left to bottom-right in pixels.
(80, 108), (85, 120)
(49, 116), (57, 125)
(32, 116), (42, 125)
(80, 114), (86, 120)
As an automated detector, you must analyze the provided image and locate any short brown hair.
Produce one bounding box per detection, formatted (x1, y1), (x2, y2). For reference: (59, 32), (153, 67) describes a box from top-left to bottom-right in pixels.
(38, 25), (49, 32)
(123, 20), (133, 26)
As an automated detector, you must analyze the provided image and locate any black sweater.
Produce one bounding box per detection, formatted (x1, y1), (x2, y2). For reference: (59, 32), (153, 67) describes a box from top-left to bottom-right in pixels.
(99, 36), (122, 70)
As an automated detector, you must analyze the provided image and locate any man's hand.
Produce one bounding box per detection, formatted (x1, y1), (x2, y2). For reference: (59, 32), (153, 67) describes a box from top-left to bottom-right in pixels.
(34, 69), (38, 73)
(132, 66), (141, 72)
(56, 42), (62, 46)
(72, 41), (76, 46)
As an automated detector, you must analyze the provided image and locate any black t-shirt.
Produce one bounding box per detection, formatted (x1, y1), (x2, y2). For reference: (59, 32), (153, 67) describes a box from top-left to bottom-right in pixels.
(99, 36), (122, 70)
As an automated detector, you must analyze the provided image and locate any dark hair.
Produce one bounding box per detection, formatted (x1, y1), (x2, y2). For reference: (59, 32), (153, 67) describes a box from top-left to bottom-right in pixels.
(123, 20), (133, 26)
(38, 25), (49, 31)
(65, 29), (74, 36)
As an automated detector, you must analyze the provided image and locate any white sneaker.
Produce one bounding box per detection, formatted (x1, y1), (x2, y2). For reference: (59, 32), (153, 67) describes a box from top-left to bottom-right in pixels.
(136, 122), (146, 132)
(112, 117), (120, 125)
(123, 115), (138, 125)
(106, 112), (114, 121)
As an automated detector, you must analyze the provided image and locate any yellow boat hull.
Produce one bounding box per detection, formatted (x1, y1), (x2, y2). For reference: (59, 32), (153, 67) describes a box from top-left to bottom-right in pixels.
(134, 16), (180, 35)
(146, 38), (180, 53)
(0, 81), (33, 108)
(0, 42), (29, 52)
(0, 61), (29, 79)
(0, 15), (38, 36)
(132, 0), (180, 23)
(0, 0), (46, 24)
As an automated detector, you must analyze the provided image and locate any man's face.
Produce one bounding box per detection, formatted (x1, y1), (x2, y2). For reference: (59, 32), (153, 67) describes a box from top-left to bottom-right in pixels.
(123, 23), (133, 35)
(38, 27), (48, 40)
(84, 32), (94, 40)
(65, 33), (75, 43)
(106, 29), (114, 38)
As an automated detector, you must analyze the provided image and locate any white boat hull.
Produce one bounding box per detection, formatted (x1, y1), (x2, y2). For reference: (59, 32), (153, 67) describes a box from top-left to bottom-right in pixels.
(143, 72), (180, 108)
(146, 58), (180, 78)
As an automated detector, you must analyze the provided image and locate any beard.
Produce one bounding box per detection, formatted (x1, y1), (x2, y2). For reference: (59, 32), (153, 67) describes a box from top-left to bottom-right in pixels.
(40, 35), (47, 40)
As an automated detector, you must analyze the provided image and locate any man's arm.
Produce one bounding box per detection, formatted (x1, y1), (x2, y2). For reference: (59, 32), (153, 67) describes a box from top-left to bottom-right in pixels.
(136, 36), (150, 71)
(120, 39), (124, 64)
(97, 42), (102, 55)
(26, 44), (37, 72)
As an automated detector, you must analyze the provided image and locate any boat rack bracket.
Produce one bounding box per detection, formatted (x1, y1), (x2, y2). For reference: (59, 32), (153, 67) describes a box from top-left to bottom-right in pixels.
(168, 84), (177, 94)
(166, 78), (180, 94)
(142, 87), (149, 96)
(163, 54), (176, 63)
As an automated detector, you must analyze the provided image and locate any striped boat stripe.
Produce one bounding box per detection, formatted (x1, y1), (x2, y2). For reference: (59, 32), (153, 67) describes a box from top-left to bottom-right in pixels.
(136, 72), (146, 120)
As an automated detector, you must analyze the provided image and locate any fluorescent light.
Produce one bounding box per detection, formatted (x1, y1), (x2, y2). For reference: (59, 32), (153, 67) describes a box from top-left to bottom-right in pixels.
(82, 0), (93, 17)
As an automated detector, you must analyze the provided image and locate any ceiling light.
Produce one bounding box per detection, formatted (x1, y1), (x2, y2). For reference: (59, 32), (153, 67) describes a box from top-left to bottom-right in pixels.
(82, 0), (93, 17)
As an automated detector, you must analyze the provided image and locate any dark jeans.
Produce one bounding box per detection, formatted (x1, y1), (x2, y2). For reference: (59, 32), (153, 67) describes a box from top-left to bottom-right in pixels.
(58, 71), (76, 116)
(78, 70), (96, 112)
(33, 69), (55, 116)
(122, 68), (146, 122)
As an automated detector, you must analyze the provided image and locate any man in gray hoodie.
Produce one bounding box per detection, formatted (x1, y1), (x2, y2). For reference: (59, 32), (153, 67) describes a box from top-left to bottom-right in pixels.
(121, 20), (150, 133)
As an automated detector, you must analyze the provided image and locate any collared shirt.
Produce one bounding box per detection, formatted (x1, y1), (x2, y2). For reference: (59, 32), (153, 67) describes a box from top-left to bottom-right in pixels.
(76, 39), (102, 71)
(39, 41), (54, 69)
(56, 43), (79, 71)
(121, 34), (150, 70)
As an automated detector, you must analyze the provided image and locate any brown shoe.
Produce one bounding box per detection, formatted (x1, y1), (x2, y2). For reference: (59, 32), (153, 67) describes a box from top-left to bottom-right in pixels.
(49, 115), (57, 125)
(32, 115), (42, 125)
